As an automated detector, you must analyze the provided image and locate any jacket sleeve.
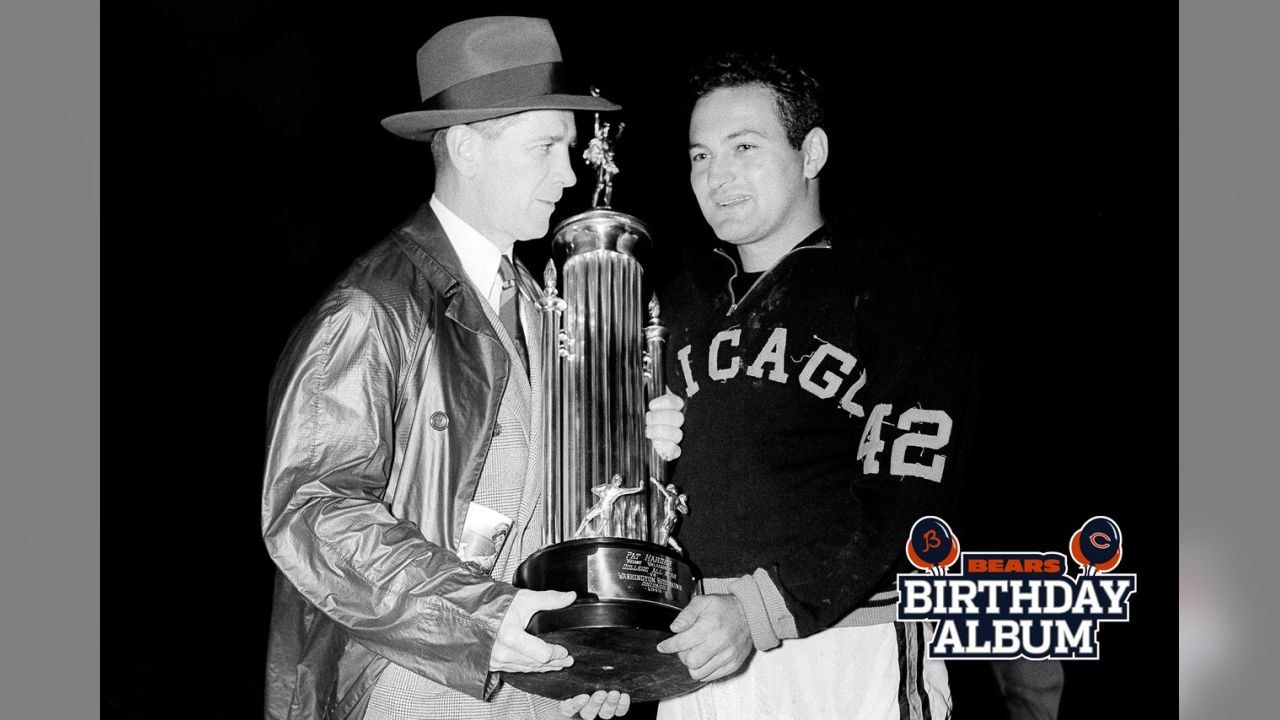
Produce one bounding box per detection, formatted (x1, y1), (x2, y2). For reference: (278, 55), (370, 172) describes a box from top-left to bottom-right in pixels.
(763, 235), (974, 638)
(260, 285), (516, 700)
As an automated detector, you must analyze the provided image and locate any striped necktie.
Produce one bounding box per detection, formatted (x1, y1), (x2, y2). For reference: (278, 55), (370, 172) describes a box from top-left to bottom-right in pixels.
(498, 256), (529, 375)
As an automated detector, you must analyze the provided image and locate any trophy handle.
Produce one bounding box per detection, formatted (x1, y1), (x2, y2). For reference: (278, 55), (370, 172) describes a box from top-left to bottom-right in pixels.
(644, 294), (669, 544)
(539, 260), (568, 546)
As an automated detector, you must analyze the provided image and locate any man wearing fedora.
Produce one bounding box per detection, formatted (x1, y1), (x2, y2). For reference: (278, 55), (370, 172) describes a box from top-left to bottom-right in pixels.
(260, 16), (672, 720)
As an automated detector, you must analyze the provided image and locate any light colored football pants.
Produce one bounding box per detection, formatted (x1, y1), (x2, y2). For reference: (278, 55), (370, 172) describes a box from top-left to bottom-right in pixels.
(657, 622), (950, 720)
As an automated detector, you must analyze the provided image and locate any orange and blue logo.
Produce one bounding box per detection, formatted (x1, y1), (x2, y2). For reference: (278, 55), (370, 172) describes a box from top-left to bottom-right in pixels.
(906, 516), (961, 576)
(896, 516), (1137, 660)
(1070, 515), (1123, 576)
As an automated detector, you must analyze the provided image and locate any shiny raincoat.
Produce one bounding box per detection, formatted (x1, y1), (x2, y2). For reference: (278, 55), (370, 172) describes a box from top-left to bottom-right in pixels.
(260, 202), (524, 719)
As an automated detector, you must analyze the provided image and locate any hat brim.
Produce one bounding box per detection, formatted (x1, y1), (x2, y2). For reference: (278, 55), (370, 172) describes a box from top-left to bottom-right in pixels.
(381, 93), (621, 142)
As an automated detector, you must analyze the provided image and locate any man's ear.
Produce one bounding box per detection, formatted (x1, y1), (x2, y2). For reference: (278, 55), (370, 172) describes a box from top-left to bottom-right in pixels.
(801, 127), (829, 179)
(446, 125), (482, 179)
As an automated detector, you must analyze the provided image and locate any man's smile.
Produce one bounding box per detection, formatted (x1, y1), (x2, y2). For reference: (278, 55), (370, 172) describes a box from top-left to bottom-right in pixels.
(713, 195), (750, 208)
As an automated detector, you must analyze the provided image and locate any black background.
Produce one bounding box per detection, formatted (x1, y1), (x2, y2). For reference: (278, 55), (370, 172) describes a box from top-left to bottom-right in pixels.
(111, 4), (1173, 718)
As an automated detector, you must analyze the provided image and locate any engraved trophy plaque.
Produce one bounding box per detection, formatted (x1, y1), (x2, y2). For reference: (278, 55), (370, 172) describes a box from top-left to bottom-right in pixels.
(501, 93), (702, 703)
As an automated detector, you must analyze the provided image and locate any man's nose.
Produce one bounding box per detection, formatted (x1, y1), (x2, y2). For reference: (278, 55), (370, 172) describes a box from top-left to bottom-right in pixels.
(706, 155), (733, 188)
(555, 147), (577, 188)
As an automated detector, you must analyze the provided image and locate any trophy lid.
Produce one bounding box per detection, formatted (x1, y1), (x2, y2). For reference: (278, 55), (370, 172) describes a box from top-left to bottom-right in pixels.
(551, 208), (652, 263)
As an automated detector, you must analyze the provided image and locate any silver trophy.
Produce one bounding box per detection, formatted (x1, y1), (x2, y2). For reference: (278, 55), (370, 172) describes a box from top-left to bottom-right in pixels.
(503, 91), (701, 703)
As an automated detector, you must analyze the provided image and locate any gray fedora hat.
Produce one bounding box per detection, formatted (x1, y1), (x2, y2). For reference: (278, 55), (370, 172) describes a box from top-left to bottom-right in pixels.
(381, 16), (621, 142)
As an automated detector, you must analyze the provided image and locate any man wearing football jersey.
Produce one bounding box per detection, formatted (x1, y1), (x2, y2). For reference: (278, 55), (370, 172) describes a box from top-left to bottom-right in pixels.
(653, 50), (973, 719)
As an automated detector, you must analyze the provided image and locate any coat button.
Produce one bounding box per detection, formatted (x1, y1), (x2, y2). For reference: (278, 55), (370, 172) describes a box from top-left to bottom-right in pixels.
(429, 411), (449, 431)
(493, 422), (503, 437)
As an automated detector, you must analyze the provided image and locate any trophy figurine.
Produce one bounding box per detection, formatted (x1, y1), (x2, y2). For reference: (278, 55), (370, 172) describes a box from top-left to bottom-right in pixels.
(501, 92), (702, 703)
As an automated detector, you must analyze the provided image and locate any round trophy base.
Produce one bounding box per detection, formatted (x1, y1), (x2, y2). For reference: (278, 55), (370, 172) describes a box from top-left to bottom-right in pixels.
(501, 605), (704, 703)
(503, 538), (703, 703)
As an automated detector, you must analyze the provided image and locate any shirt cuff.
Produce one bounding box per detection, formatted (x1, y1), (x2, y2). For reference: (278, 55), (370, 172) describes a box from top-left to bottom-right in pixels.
(727, 569), (799, 652)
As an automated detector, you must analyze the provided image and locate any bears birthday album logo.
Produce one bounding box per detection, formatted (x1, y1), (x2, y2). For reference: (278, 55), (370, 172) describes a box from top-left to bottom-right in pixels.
(896, 516), (1137, 659)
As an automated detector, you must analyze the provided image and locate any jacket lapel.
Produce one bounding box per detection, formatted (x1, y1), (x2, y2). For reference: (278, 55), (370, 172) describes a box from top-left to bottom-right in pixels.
(391, 203), (509, 541)
(393, 202), (504, 343)
(392, 203), (547, 555)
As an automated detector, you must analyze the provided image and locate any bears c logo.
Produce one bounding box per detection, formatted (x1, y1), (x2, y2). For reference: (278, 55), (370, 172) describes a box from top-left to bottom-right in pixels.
(1070, 516), (1123, 576)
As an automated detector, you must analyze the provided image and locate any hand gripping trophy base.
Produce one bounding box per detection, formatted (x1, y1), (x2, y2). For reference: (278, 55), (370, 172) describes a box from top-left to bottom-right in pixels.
(503, 538), (703, 704)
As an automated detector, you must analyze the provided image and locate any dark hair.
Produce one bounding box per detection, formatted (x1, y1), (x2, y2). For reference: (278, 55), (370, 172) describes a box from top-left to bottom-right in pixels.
(688, 51), (825, 149)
